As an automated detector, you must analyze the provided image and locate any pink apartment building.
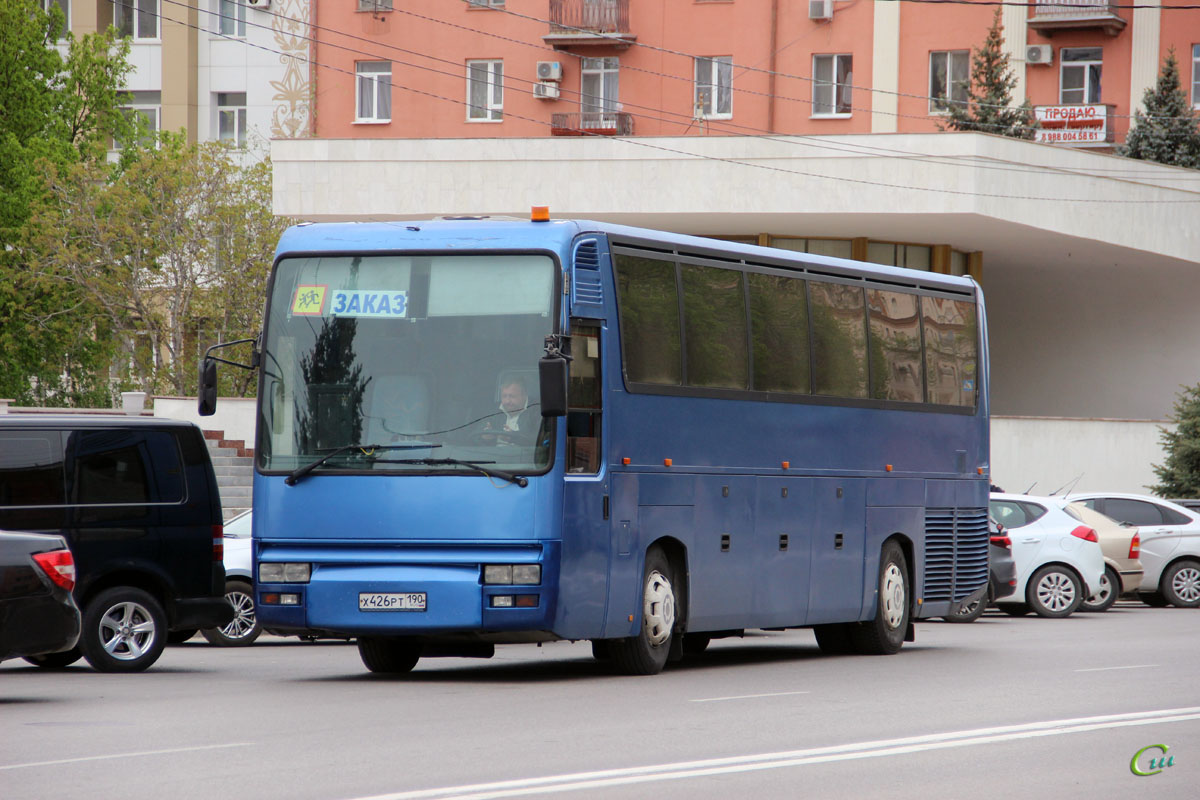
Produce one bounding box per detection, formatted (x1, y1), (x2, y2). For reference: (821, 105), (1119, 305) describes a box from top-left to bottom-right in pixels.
(310, 0), (1200, 149)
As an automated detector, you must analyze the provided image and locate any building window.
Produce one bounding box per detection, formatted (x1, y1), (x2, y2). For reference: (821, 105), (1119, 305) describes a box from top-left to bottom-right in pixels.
(467, 0), (504, 6)
(1193, 44), (1200, 108)
(929, 50), (969, 114)
(113, 0), (158, 40)
(813, 54), (853, 116)
(115, 90), (161, 149)
(1061, 47), (1102, 104)
(217, 0), (246, 36)
(43, 0), (70, 39)
(217, 92), (247, 147)
(467, 59), (503, 121)
(357, 0), (393, 10)
(694, 56), (732, 118)
(355, 61), (392, 123)
(581, 56), (619, 127)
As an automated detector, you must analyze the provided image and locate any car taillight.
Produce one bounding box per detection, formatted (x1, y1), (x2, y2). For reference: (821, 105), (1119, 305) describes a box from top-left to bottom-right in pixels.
(213, 524), (224, 562)
(1070, 525), (1099, 543)
(32, 549), (76, 592)
(989, 535), (1012, 550)
(1129, 533), (1140, 559)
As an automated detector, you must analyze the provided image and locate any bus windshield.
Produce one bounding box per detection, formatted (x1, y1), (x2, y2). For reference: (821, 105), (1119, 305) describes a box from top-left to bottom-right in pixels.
(259, 253), (556, 476)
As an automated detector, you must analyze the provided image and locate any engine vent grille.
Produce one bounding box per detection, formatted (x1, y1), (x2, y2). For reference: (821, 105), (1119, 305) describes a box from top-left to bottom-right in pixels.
(923, 507), (990, 602)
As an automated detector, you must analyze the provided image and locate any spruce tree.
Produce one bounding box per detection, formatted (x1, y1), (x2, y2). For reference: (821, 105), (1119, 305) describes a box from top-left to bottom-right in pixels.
(1151, 383), (1200, 498)
(941, 9), (1037, 140)
(1119, 49), (1200, 169)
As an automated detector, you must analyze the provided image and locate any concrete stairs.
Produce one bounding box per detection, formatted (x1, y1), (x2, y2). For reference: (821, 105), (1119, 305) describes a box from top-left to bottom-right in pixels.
(203, 430), (253, 522)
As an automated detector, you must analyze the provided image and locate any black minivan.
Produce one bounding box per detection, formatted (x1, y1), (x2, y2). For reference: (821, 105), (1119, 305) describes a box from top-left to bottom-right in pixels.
(0, 416), (232, 672)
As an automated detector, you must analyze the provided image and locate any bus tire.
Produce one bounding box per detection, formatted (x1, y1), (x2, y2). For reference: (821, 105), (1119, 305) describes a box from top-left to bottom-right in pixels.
(849, 540), (910, 655)
(358, 637), (422, 674)
(813, 624), (855, 655)
(608, 547), (676, 675)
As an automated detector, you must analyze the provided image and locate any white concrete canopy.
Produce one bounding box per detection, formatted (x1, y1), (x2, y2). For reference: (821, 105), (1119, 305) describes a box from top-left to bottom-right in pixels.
(271, 132), (1200, 423)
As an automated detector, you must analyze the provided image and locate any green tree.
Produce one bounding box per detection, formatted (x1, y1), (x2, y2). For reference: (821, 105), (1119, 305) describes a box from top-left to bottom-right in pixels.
(940, 9), (1038, 140)
(27, 135), (291, 398)
(1150, 383), (1200, 497)
(1118, 49), (1200, 169)
(0, 0), (135, 405)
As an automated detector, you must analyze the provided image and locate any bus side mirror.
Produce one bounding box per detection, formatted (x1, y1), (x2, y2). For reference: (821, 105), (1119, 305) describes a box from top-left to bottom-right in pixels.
(198, 358), (218, 416)
(539, 355), (568, 418)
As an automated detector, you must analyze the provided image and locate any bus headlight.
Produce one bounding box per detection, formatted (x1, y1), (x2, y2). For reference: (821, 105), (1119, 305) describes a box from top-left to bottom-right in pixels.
(259, 562), (311, 583)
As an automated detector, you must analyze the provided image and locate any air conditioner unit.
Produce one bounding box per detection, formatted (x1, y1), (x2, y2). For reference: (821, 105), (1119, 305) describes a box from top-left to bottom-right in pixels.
(536, 61), (563, 82)
(246, 0), (270, 7)
(1026, 44), (1053, 65)
(808, 0), (832, 20)
(533, 81), (561, 100)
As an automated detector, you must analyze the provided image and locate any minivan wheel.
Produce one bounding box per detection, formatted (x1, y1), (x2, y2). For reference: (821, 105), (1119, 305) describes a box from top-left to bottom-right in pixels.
(79, 587), (168, 673)
(1161, 559), (1200, 608)
(201, 580), (262, 646)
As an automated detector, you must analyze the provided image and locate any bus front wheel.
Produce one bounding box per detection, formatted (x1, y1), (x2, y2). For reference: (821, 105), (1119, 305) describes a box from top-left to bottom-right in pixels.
(358, 637), (422, 674)
(849, 540), (910, 655)
(609, 547), (676, 675)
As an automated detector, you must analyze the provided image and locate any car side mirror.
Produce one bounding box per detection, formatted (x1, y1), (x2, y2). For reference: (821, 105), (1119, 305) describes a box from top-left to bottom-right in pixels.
(538, 354), (568, 418)
(198, 357), (218, 416)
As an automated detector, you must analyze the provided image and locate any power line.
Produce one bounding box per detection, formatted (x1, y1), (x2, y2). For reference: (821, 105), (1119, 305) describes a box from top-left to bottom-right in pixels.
(472, 0), (1200, 125)
(129, 1), (1200, 203)
(159, 0), (1200, 182)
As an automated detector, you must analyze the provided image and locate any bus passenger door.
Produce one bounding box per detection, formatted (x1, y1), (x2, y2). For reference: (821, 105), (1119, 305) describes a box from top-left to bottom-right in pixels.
(805, 479), (867, 624)
(557, 322), (610, 640)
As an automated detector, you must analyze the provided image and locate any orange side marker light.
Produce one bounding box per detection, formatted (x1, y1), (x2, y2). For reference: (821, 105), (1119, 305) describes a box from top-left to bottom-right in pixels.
(664, 458), (672, 467)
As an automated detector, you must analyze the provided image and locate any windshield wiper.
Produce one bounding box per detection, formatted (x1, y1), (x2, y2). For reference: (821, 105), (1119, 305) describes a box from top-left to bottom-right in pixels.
(378, 457), (528, 488)
(285, 442), (443, 486)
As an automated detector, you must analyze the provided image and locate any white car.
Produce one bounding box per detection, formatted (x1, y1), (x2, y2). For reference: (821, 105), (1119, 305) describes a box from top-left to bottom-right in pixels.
(201, 510), (262, 646)
(1067, 493), (1200, 608)
(989, 493), (1106, 618)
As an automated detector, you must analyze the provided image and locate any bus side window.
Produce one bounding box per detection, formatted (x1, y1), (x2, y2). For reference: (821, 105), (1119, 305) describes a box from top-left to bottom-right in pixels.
(567, 321), (601, 474)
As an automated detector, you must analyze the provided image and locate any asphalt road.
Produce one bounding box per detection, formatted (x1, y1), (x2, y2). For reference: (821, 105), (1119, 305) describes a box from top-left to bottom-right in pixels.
(2, 601), (1197, 800)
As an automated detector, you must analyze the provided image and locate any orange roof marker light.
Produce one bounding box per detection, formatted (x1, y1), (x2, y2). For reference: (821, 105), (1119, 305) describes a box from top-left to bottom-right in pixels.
(663, 458), (672, 467)
(531, 206), (550, 222)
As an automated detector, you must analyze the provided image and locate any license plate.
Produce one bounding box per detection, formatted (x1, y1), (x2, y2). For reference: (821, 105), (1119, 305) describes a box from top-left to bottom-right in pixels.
(359, 592), (426, 611)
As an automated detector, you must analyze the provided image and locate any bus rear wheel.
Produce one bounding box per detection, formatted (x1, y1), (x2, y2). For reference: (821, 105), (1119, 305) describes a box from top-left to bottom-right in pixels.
(849, 540), (910, 655)
(609, 547), (676, 675)
(358, 637), (422, 674)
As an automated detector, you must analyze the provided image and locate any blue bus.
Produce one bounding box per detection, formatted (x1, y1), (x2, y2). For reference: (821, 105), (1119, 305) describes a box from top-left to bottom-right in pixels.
(200, 214), (989, 675)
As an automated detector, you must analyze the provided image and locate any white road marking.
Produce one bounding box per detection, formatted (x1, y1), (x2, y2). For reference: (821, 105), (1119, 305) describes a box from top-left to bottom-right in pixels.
(345, 707), (1200, 800)
(0, 743), (253, 771)
(1074, 664), (1159, 673)
(690, 690), (811, 703)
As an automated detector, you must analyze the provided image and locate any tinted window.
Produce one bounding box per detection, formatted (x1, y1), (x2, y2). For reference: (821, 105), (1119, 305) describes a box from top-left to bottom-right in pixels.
(1102, 498), (1167, 526)
(1161, 505), (1192, 525)
(0, 432), (66, 507)
(810, 281), (867, 398)
(868, 289), (923, 402)
(681, 264), (748, 389)
(614, 254), (681, 385)
(748, 272), (810, 393)
(922, 296), (977, 407)
(65, 430), (185, 505)
(990, 500), (1047, 529)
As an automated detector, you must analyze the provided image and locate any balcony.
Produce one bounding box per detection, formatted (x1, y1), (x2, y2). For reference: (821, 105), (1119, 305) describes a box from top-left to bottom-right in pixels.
(544, 0), (636, 50)
(1028, 0), (1126, 36)
(550, 112), (634, 137)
